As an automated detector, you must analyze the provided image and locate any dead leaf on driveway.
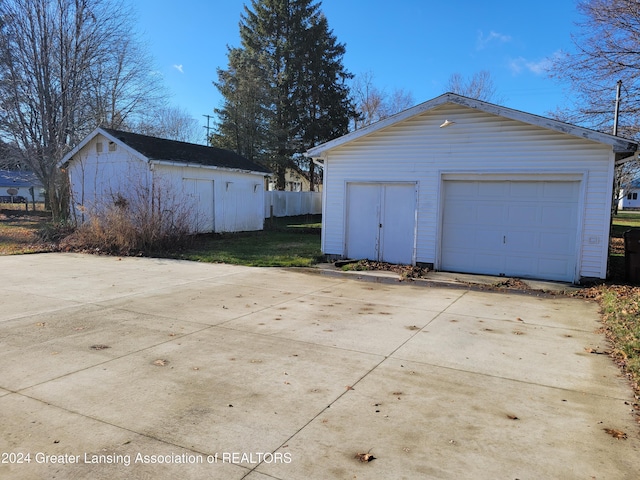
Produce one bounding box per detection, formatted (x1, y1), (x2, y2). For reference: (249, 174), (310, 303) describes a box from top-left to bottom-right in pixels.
(152, 359), (168, 366)
(346, 385), (355, 391)
(603, 428), (627, 439)
(585, 347), (611, 355)
(35, 322), (46, 327)
(355, 449), (376, 462)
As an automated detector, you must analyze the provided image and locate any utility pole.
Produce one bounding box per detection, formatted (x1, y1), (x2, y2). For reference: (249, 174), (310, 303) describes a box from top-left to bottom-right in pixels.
(613, 80), (622, 136)
(203, 114), (215, 145)
(612, 80), (623, 217)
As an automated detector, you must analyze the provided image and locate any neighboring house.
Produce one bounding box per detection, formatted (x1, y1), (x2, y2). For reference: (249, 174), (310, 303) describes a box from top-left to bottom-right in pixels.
(306, 92), (639, 283)
(619, 179), (640, 210)
(0, 170), (45, 203)
(268, 165), (322, 192)
(59, 128), (271, 233)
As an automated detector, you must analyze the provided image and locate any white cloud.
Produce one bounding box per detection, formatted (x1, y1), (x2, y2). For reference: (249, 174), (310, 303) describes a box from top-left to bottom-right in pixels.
(509, 51), (562, 75)
(173, 64), (184, 74)
(476, 30), (512, 50)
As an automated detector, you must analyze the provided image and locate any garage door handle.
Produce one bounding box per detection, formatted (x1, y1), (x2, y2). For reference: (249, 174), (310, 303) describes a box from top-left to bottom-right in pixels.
(379, 223), (382, 228)
(503, 235), (506, 244)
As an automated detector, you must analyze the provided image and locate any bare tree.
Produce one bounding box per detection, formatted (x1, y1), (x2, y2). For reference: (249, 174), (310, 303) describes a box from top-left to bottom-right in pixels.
(0, 139), (23, 169)
(0, 0), (163, 220)
(351, 71), (415, 128)
(385, 88), (415, 117)
(446, 70), (504, 103)
(88, 35), (164, 131)
(549, 0), (640, 215)
(134, 106), (202, 144)
(550, 0), (640, 138)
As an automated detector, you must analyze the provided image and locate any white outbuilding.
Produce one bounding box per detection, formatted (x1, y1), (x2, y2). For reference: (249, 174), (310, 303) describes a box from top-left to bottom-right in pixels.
(306, 93), (639, 283)
(619, 179), (640, 210)
(60, 128), (271, 233)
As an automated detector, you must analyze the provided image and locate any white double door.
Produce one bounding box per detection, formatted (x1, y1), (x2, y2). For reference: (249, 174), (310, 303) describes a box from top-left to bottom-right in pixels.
(346, 182), (416, 265)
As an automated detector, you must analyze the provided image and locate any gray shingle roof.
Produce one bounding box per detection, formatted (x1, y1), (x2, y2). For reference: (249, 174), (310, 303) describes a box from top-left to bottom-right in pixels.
(0, 170), (42, 188)
(102, 128), (271, 174)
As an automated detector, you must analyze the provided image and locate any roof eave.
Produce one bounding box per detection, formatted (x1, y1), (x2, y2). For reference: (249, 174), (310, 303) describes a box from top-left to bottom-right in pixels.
(149, 159), (271, 176)
(58, 127), (149, 167)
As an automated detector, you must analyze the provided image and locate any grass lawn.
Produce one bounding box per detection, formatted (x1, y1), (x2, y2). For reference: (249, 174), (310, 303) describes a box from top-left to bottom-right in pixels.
(585, 211), (640, 396)
(610, 211), (640, 237)
(0, 208), (322, 267)
(173, 215), (322, 267)
(0, 206), (52, 255)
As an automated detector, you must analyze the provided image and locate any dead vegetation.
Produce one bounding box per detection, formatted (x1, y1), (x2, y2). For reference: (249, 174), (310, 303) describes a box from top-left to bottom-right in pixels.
(490, 278), (531, 290)
(340, 260), (429, 280)
(0, 209), (53, 254)
(62, 185), (194, 256)
(573, 284), (640, 400)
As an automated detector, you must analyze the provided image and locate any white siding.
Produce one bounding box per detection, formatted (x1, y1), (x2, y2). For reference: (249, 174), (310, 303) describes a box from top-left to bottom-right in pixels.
(154, 164), (265, 233)
(67, 134), (151, 224)
(0, 185), (45, 202)
(322, 104), (614, 281)
(67, 133), (265, 233)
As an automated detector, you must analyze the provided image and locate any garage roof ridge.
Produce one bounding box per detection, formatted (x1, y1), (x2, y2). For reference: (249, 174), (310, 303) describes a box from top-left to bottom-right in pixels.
(59, 127), (271, 175)
(305, 92), (638, 158)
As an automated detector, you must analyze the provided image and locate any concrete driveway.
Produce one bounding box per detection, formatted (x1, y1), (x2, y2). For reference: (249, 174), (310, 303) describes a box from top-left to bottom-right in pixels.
(1, 253), (638, 479)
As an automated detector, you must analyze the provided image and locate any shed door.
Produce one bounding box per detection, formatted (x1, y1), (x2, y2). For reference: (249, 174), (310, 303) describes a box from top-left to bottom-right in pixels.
(441, 180), (580, 282)
(346, 183), (416, 264)
(183, 178), (214, 233)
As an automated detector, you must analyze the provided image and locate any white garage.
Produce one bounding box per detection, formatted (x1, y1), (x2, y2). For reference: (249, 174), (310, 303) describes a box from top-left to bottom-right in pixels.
(441, 178), (580, 282)
(306, 93), (639, 283)
(60, 128), (271, 233)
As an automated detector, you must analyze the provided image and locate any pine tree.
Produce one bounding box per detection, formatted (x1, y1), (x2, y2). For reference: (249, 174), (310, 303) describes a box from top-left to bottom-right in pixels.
(212, 0), (354, 189)
(212, 48), (270, 162)
(296, 13), (354, 189)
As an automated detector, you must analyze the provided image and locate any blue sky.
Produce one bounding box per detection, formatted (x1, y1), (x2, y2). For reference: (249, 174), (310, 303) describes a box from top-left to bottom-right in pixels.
(134, 0), (581, 140)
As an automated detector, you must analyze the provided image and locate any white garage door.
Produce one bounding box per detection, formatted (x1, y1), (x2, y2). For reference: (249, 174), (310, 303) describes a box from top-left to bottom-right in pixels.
(183, 178), (214, 233)
(441, 180), (580, 282)
(346, 183), (416, 264)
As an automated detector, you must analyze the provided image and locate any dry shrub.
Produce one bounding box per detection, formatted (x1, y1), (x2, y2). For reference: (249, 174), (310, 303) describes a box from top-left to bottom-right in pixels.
(62, 179), (194, 255)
